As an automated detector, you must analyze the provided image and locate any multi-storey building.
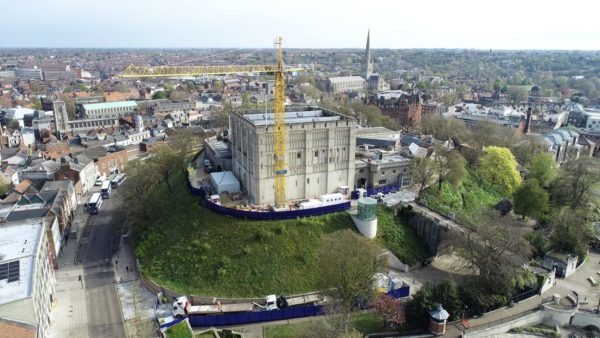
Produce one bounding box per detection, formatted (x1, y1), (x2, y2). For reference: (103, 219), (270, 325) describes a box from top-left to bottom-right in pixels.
(230, 107), (357, 205)
(0, 220), (55, 338)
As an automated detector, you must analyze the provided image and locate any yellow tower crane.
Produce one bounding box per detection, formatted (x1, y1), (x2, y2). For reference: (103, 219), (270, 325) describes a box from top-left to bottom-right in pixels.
(117, 37), (299, 207)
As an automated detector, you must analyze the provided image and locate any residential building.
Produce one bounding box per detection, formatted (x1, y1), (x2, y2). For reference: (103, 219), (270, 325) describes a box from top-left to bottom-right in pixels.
(53, 155), (97, 199)
(0, 220), (55, 338)
(77, 145), (129, 176)
(20, 159), (60, 182)
(230, 107), (357, 205)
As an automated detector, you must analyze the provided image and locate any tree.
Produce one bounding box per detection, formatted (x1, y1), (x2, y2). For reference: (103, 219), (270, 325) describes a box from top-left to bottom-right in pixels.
(169, 90), (191, 102)
(508, 87), (528, 104)
(510, 135), (548, 166)
(419, 115), (469, 142)
(316, 229), (382, 335)
(405, 282), (435, 328)
(170, 128), (202, 174)
(458, 210), (534, 313)
(122, 159), (160, 226)
(549, 207), (593, 260)
(477, 146), (522, 195)
(551, 157), (600, 209)
(373, 294), (406, 328)
(412, 157), (436, 198)
(5, 119), (20, 129)
(212, 80), (223, 91)
(150, 145), (181, 194)
(432, 146), (466, 191)
(0, 97), (12, 108)
(527, 153), (557, 186)
(0, 182), (10, 196)
(152, 91), (167, 100)
(57, 95), (77, 119)
(432, 279), (463, 321)
(513, 179), (549, 219)
(213, 102), (232, 128)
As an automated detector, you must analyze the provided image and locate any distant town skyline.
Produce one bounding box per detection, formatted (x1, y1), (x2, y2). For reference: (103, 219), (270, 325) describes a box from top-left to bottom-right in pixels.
(2, 0), (599, 50)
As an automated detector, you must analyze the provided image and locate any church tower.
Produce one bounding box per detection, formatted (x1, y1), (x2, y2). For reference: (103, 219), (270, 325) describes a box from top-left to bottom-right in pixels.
(363, 30), (374, 80)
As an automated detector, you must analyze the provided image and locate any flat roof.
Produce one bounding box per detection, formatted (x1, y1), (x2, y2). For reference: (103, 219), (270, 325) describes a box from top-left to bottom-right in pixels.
(328, 76), (365, 83)
(241, 109), (342, 126)
(207, 140), (231, 158)
(82, 101), (138, 111)
(0, 221), (44, 305)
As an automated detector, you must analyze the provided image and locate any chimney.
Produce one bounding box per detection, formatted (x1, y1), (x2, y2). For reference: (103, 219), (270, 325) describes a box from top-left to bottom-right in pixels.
(524, 107), (532, 134)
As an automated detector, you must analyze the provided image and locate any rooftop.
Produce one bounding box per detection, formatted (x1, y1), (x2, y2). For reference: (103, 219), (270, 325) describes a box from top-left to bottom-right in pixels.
(238, 108), (351, 126)
(82, 101), (137, 111)
(207, 140), (231, 158)
(328, 76), (365, 83)
(0, 221), (44, 305)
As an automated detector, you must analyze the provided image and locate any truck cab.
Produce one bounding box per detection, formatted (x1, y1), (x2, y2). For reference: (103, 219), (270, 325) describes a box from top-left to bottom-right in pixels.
(173, 296), (190, 318)
(265, 295), (278, 311)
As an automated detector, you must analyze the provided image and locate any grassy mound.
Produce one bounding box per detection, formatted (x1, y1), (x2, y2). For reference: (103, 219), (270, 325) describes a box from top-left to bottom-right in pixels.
(423, 169), (503, 223)
(134, 174), (428, 297)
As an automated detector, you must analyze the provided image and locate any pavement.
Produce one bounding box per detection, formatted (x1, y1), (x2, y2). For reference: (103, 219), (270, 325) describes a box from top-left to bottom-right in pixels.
(113, 235), (158, 337)
(444, 250), (600, 337)
(48, 230), (90, 338)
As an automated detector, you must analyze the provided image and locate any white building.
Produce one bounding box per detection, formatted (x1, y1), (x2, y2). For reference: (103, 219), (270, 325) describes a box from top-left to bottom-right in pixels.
(0, 220), (55, 338)
(230, 107), (357, 205)
(327, 76), (366, 94)
(586, 112), (600, 131)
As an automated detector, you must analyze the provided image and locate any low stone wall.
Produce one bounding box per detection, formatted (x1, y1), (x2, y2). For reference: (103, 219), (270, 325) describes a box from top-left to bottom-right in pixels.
(571, 309), (600, 328)
(462, 309), (546, 338)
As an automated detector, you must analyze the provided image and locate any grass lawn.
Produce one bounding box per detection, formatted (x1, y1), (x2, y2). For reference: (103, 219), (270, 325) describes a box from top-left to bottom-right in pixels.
(134, 173), (429, 298)
(423, 169), (503, 224)
(165, 320), (194, 338)
(264, 312), (387, 338)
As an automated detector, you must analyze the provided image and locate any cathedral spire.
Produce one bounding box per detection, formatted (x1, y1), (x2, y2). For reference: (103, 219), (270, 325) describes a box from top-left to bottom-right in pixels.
(364, 30), (373, 80)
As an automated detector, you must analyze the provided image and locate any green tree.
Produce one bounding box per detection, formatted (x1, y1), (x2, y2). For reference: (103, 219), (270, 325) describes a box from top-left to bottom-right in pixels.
(0, 182), (10, 196)
(510, 135), (548, 166)
(30, 83), (42, 92)
(169, 90), (191, 102)
(5, 119), (20, 129)
(150, 145), (181, 194)
(412, 157), (436, 198)
(477, 146), (522, 195)
(316, 229), (382, 335)
(513, 179), (549, 219)
(551, 157), (600, 209)
(169, 128), (203, 174)
(527, 153), (557, 186)
(459, 210), (534, 313)
(508, 87), (528, 104)
(405, 282), (435, 328)
(213, 102), (232, 128)
(212, 80), (223, 91)
(432, 146), (466, 191)
(419, 114), (469, 142)
(122, 159), (160, 226)
(61, 96), (77, 119)
(152, 91), (167, 100)
(432, 279), (463, 321)
(549, 207), (593, 260)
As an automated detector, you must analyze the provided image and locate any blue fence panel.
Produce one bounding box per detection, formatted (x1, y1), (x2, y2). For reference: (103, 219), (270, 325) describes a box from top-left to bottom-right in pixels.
(188, 305), (324, 327)
(366, 184), (401, 197)
(387, 286), (410, 299)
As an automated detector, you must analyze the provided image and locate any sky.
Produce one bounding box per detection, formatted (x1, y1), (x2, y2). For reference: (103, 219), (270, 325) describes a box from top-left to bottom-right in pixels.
(2, 0), (599, 50)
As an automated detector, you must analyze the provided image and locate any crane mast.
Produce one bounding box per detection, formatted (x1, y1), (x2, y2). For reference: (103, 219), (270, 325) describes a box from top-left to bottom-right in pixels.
(118, 37), (293, 207)
(273, 37), (286, 207)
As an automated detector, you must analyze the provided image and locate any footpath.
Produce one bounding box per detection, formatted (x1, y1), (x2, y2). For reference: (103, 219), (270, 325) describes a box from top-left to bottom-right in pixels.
(113, 234), (158, 337)
(48, 206), (90, 338)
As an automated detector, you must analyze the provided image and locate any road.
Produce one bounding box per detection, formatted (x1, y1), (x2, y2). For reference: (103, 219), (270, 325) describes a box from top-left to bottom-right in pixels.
(78, 189), (126, 338)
